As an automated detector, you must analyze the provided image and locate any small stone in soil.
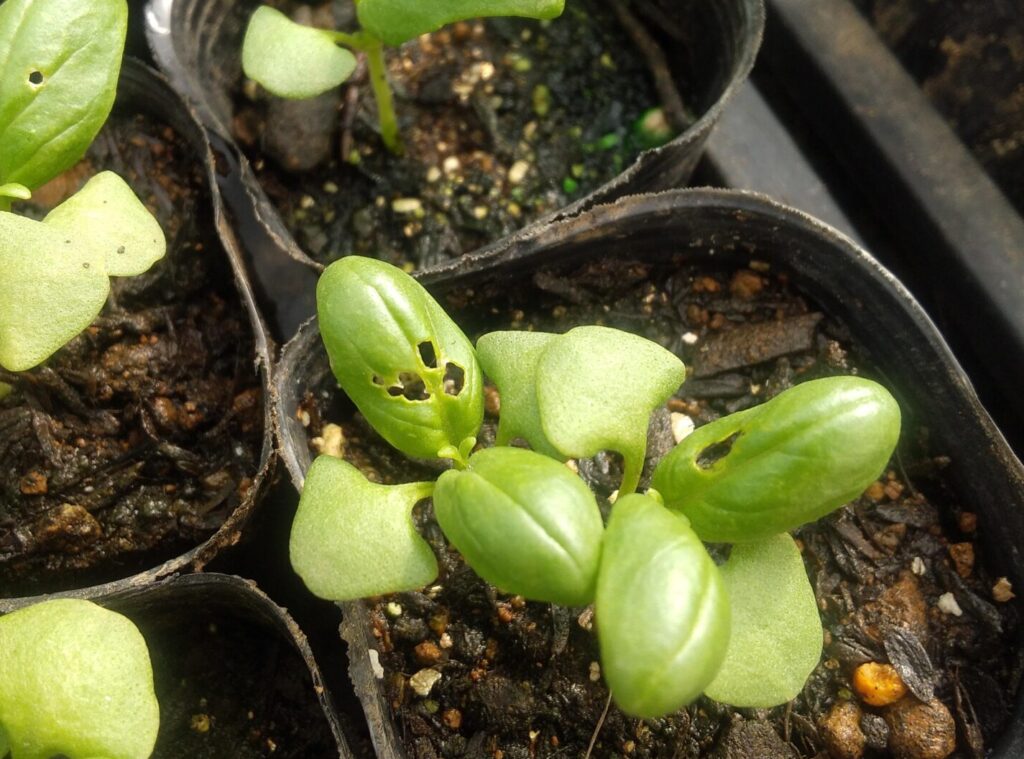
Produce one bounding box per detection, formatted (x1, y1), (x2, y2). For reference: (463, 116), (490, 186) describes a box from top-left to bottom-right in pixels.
(820, 700), (866, 759)
(410, 668), (442, 697)
(712, 719), (797, 759)
(883, 697), (956, 759)
(937, 593), (963, 617)
(992, 576), (1015, 602)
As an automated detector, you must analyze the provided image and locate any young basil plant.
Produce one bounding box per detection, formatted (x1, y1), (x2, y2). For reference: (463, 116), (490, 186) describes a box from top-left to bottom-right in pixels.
(0, 1), (167, 372)
(302, 257), (905, 719)
(652, 376), (901, 543)
(242, 0), (565, 152)
(317, 256), (483, 464)
(0, 598), (159, 759)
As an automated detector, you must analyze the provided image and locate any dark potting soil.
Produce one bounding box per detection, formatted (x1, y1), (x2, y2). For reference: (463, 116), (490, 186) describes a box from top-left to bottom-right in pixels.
(233, 0), (679, 268)
(131, 595), (337, 758)
(852, 0), (1024, 215)
(0, 112), (264, 596)
(296, 256), (1021, 758)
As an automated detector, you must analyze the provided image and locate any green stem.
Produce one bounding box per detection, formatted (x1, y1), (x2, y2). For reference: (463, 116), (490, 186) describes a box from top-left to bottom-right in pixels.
(364, 39), (402, 154)
(619, 453), (643, 499)
(328, 30), (365, 48)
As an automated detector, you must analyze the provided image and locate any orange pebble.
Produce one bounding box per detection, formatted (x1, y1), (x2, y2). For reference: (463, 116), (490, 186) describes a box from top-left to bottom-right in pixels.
(852, 662), (907, 706)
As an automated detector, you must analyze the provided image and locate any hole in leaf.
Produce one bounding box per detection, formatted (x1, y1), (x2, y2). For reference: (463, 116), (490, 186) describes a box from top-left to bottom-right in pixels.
(443, 363), (465, 396)
(371, 374), (385, 386)
(117, 245), (126, 255)
(388, 371), (430, 401)
(697, 432), (741, 469)
(28, 70), (43, 86)
(418, 341), (438, 368)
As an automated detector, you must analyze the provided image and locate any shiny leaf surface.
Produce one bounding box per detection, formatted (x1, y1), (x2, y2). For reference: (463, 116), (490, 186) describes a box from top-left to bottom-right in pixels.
(596, 494), (729, 718)
(434, 447), (603, 605)
(653, 377), (901, 542)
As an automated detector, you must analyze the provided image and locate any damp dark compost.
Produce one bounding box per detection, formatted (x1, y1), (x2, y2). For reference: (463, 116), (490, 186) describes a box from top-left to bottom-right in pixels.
(295, 256), (1020, 758)
(0, 111), (264, 597)
(233, 0), (683, 268)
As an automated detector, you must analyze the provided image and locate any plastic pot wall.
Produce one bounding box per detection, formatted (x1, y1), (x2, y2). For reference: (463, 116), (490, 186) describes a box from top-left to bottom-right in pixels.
(275, 189), (1024, 758)
(0, 60), (275, 610)
(145, 0), (764, 270)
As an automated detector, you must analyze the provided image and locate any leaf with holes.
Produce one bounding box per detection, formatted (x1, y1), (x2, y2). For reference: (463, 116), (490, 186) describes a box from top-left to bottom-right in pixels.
(536, 326), (685, 495)
(0, 598), (159, 759)
(317, 256), (483, 462)
(434, 447), (603, 605)
(291, 455), (438, 600)
(0, 212), (109, 372)
(43, 172), (166, 277)
(652, 377), (901, 543)
(705, 534), (822, 707)
(357, 0), (565, 47)
(596, 493), (729, 718)
(476, 330), (561, 457)
(0, 0), (126, 190)
(242, 6), (357, 99)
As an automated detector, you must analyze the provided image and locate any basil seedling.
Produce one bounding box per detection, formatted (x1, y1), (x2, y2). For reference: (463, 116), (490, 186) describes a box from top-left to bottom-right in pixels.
(0, 599), (159, 759)
(242, 0), (565, 152)
(0, 1), (166, 372)
(301, 257), (904, 719)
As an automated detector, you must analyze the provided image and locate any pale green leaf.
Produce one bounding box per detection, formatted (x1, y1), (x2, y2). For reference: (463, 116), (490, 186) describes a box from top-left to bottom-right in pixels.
(358, 0), (565, 47)
(653, 377), (902, 542)
(0, 183), (30, 201)
(0, 598), (159, 759)
(434, 447), (603, 605)
(290, 455), (438, 601)
(317, 256), (483, 462)
(537, 326), (685, 494)
(0, 0), (126, 190)
(475, 330), (560, 457)
(242, 6), (357, 99)
(0, 212), (108, 372)
(43, 171), (166, 277)
(705, 534), (823, 707)
(596, 494), (729, 718)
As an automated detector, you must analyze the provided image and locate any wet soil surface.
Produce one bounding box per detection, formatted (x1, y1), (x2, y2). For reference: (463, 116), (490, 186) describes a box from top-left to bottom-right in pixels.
(853, 0), (1024, 214)
(297, 256), (1021, 758)
(128, 593), (337, 758)
(0, 111), (264, 597)
(233, 0), (675, 268)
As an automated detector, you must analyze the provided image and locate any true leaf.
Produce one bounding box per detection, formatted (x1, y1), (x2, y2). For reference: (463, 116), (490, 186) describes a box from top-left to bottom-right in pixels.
(290, 455), (438, 601)
(358, 0), (566, 47)
(475, 330), (560, 457)
(317, 256), (483, 462)
(0, 212), (108, 372)
(434, 447), (603, 606)
(705, 534), (822, 707)
(0, 598), (159, 759)
(596, 494), (729, 719)
(43, 172), (166, 277)
(0, 0), (126, 190)
(242, 6), (357, 99)
(652, 377), (901, 542)
(536, 326), (685, 494)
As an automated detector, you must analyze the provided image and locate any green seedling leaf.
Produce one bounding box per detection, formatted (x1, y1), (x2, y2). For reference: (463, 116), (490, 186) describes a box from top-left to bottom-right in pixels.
(291, 455), (438, 600)
(434, 447), (603, 605)
(0, 598), (158, 759)
(536, 326), (685, 494)
(476, 330), (560, 457)
(0, 212), (108, 372)
(705, 534), (822, 707)
(317, 256), (483, 462)
(0, 0), (126, 190)
(358, 0), (566, 47)
(596, 493), (729, 718)
(242, 6), (357, 99)
(0, 183), (30, 202)
(653, 377), (901, 543)
(44, 171), (166, 276)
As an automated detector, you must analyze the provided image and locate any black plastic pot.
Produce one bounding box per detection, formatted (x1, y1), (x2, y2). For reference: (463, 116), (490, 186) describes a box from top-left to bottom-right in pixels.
(46, 572), (352, 757)
(0, 60), (275, 607)
(275, 189), (1024, 757)
(145, 0), (764, 271)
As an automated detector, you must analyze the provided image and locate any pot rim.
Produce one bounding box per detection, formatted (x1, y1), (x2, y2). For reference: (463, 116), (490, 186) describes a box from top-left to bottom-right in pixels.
(145, 0), (766, 271)
(0, 59), (277, 610)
